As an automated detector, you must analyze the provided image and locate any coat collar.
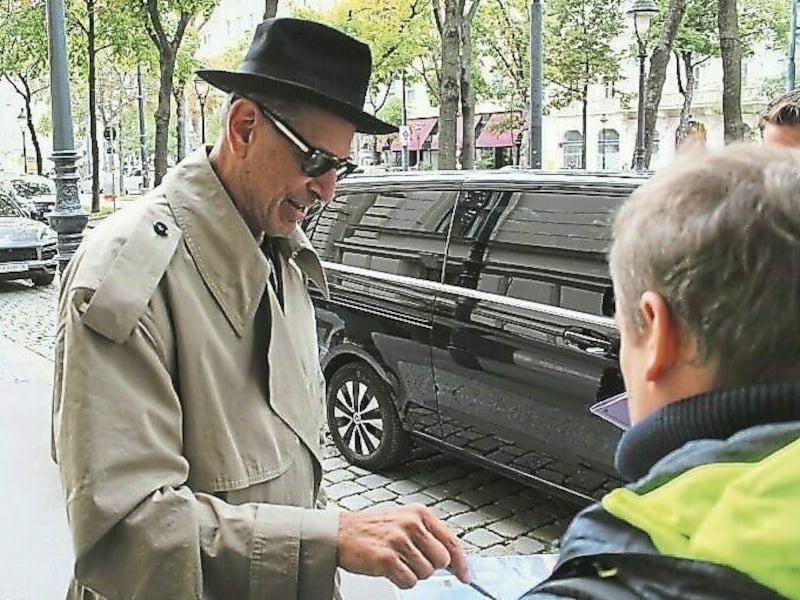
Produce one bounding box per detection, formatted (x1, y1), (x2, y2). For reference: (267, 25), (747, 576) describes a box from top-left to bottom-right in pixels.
(163, 148), (328, 337)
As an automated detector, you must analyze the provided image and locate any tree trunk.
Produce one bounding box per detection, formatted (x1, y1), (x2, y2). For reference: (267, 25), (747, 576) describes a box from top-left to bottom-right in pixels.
(18, 81), (43, 175)
(718, 0), (745, 142)
(459, 19), (476, 170)
(643, 0), (686, 166)
(264, 0), (278, 19)
(581, 83), (588, 169)
(174, 84), (186, 162)
(437, 0), (461, 170)
(676, 51), (696, 145)
(88, 0), (101, 212)
(27, 109), (43, 175)
(153, 46), (176, 185)
(458, 0), (481, 170)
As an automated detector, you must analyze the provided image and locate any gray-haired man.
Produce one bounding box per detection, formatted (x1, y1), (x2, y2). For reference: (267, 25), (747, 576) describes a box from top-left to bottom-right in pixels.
(522, 143), (800, 599)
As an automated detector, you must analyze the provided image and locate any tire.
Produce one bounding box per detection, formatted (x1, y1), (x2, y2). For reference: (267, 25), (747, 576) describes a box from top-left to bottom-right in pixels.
(326, 362), (410, 470)
(32, 273), (55, 286)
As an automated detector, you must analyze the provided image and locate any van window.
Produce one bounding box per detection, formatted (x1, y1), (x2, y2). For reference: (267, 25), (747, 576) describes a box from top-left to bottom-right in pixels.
(308, 189), (457, 283)
(445, 187), (624, 316)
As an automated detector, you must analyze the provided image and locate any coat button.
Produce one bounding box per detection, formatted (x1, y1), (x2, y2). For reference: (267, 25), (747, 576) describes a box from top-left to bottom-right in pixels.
(153, 221), (168, 237)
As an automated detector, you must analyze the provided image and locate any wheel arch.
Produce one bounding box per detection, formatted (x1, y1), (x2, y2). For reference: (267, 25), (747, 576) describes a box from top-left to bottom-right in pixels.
(322, 345), (401, 401)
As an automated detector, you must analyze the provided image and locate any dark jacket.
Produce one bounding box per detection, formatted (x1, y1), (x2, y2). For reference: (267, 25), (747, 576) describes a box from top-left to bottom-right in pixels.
(522, 383), (800, 599)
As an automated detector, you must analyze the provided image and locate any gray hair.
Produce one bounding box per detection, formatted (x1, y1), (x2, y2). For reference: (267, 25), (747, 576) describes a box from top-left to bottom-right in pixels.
(609, 143), (800, 387)
(222, 91), (311, 127)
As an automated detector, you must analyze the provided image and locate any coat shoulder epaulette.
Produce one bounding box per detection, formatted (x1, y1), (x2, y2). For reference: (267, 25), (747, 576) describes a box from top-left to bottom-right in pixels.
(69, 198), (182, 344)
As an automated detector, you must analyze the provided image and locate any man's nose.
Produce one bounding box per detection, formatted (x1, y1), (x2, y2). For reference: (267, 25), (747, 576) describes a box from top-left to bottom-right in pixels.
(307, 170), (337, 204)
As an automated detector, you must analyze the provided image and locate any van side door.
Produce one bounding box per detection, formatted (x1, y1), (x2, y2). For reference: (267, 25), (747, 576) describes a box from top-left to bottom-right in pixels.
(307, 181), (460, 441)
(431, 182), (628, 501)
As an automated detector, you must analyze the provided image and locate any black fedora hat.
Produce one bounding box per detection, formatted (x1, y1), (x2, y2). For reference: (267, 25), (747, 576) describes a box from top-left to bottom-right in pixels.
(196, 18), (396, 135)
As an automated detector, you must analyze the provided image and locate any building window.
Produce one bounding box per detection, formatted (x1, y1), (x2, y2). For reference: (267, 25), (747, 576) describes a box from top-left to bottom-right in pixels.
(562, 130), (583, 169)
(597, 128), (620, 170)
(652, 130), (660, 155)
(693, 65), (701, 87)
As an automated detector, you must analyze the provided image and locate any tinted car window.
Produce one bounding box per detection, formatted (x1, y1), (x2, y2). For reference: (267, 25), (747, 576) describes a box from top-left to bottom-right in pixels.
(0, 185), (22, 217)
(445, 186), (623, 316)
(10, 178), (54, 198)
(311, 189), (457, 282)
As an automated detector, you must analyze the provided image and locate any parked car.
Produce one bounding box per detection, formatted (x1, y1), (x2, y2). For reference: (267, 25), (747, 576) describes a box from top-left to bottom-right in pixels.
(0, 180), (58, 286)
(303, 170), (646, 504)
(8, 175), (57, 223)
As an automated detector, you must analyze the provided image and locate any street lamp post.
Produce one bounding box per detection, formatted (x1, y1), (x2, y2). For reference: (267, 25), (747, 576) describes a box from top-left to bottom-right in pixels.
(193, 76), (210, 146)
(46, 0), (87, 272)
(628, 0), (659, 173)
(17, 109), (27, 175)
(529, 0), (543, 169)
(600, 114), (608, 170)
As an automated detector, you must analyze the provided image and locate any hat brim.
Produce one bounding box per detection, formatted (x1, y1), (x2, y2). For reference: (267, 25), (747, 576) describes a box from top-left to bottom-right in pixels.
(197, 69), (398, 135)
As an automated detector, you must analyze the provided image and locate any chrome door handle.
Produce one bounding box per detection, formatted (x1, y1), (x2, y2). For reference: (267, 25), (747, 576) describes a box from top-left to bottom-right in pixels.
(564, 328), (615, 357)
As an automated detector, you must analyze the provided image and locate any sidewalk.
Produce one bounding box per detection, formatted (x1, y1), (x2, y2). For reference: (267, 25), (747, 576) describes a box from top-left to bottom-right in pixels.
(0, 334), (73, 598)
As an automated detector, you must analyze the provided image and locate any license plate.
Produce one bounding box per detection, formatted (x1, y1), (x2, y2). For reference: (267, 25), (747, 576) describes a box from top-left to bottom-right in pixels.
(0, 262), (28, 274)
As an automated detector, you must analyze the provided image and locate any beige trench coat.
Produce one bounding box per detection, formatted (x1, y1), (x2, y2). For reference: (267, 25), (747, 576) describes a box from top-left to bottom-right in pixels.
(52, 149), (340, 599)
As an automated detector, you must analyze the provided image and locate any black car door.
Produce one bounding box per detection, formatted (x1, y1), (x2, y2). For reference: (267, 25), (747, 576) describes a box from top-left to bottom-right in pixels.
(307, 181), (461, 441)
(431, 181), (629, 501)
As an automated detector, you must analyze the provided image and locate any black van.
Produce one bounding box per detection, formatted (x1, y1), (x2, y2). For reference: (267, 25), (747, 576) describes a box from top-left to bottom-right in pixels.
(303, 170), (645, 503)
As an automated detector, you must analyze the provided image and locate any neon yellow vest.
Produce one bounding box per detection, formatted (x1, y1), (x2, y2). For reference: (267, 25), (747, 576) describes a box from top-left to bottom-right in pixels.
(603, 437), (800, 599)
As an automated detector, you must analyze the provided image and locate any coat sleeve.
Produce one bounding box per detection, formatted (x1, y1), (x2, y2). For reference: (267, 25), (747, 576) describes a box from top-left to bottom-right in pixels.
(52, 285), (340, 600)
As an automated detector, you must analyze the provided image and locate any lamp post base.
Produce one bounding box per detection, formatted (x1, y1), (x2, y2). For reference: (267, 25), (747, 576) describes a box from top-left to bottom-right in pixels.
(48, 149), (88, 274)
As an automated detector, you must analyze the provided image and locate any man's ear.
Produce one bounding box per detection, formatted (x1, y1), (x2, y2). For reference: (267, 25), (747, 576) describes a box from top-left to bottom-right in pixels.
(228, 100), (257, 154)
(639, 291), (681, 382)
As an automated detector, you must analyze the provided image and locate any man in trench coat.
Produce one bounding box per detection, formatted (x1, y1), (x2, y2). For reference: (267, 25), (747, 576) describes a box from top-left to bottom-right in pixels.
(52, 18), (469, 599)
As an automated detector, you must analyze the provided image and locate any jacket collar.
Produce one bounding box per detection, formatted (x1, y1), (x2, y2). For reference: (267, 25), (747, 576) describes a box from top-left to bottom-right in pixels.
(615, 381), (800, 482)
(163, 148), (328, 337)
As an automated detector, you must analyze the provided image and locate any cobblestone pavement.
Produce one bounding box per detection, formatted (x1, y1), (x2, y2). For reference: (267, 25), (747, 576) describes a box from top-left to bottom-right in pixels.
(0, 277), (577, 556)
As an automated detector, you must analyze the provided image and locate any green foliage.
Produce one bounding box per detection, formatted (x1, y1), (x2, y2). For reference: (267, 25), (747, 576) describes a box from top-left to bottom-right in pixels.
(377, 96), (403, 127)
(542, 0), (626, 110)
(659, 0), (790, 61)
(211, 33), (251, 71)
(293, 0), (434, 111)
(0, 0), (50, 93)
(473, 0), (529, 109)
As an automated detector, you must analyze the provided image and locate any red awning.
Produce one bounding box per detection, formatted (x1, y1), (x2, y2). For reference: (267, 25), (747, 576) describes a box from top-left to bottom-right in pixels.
(476, 112), (522, 148)
(430, 115), (481, 150)
(390, 117), (438, 151)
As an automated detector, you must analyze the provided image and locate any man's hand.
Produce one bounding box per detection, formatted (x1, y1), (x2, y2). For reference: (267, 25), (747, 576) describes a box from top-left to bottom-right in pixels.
(337, 503), (470, 589)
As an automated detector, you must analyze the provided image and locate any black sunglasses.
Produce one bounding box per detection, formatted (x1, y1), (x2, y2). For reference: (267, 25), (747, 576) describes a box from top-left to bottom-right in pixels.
(251, 100), (358, 181)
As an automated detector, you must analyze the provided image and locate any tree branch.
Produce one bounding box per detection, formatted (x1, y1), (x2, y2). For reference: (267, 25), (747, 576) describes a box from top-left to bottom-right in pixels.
(172, 12), (192, 51)
(432, 0), (443, 36)
(675, 50), (685, 96)
(466, 0), (481, 24)
(145, 0), (169, 49)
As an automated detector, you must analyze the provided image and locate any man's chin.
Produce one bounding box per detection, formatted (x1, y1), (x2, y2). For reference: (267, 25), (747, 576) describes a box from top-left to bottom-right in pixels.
(264, 222), (299, 239)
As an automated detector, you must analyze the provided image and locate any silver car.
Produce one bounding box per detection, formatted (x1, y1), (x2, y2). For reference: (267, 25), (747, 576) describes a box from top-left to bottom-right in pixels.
(0, 181), (57, 286)
(8, 175), (57, 223)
